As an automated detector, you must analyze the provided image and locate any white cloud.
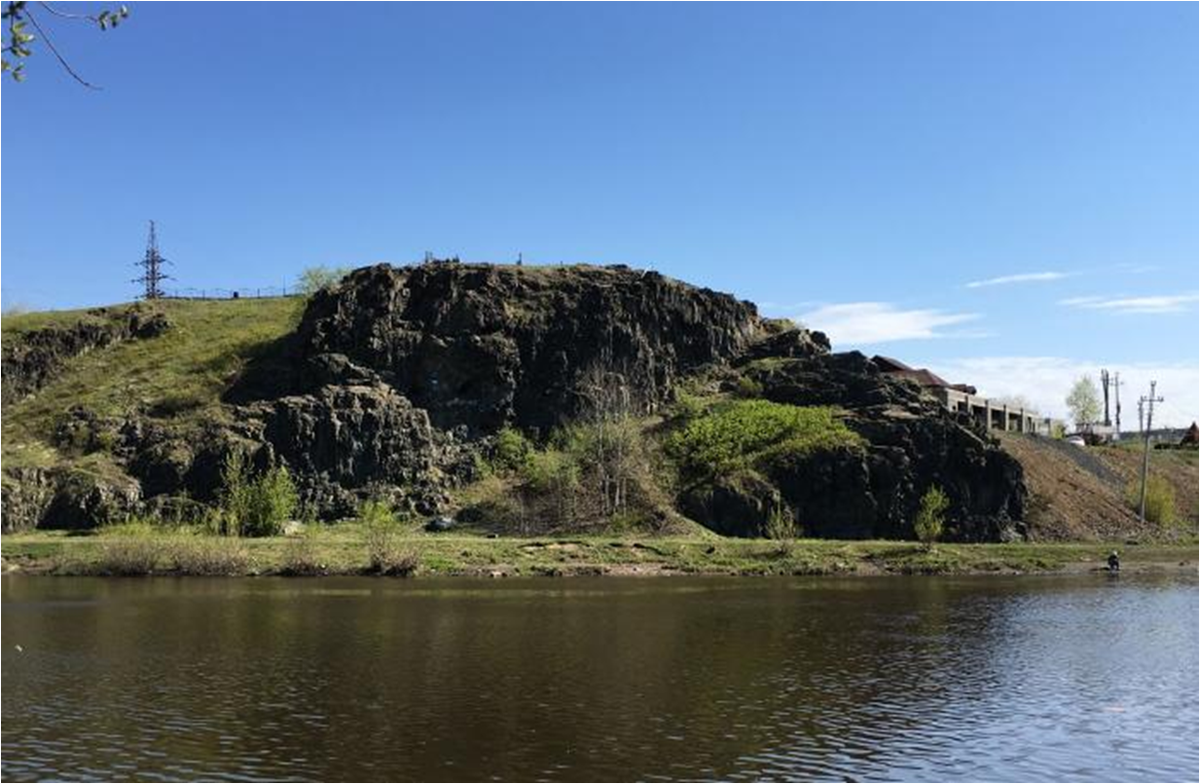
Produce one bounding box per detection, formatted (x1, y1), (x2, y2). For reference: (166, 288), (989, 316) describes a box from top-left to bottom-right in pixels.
(797, 302), (980, 345)
(965, 271), (1070, 289)
(926, 356), (1200, 429)
(1059, 293), (1199, 314)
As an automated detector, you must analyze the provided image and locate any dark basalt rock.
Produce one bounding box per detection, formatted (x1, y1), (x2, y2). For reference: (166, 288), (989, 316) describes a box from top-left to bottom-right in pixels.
(296, 263), (762, 433)
(425, 515), (455, 532)
(253, 382), (477, 518)
(679, 471), (783, 539)
(1, 468), (57, 532)
(39, 469), (142, 530)
(2, 263), (1029, 540)
(737, 327), (830, 363)
(699, 352), (1029, 542)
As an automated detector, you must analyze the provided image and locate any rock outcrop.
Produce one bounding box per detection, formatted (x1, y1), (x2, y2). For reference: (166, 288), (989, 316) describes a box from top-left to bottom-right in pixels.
(256, 381), (478, 518)
(295, 263), (763, 432)
(693, 351), (1026, 541)
(2, 262), (1028, 540)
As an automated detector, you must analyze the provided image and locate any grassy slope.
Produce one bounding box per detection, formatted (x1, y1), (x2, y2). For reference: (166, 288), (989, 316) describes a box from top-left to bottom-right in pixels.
(3, 528), (1195, 578)
(1097, 445), (1199, 524)
(1, 298), (304, 471)
(998, 432), (1198, 542)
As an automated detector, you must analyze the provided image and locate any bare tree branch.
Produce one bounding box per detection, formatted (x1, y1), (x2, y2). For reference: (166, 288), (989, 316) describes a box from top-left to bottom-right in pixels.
(35, 2), (98, 22)
(22, 5), (99, 89)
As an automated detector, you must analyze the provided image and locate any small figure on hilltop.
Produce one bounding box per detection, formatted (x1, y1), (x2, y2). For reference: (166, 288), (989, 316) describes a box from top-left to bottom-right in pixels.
(1107, 550), (1120, 573)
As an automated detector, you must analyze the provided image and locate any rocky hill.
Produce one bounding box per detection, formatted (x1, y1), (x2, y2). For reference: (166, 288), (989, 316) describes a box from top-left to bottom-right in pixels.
(2, 262), (1028, 540)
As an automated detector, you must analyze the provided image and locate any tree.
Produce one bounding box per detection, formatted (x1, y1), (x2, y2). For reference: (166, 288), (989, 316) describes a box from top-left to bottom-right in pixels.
(296, 265), (350, 296)
(1065, 375), (1101, 427)
(913, 486), (948, 549)
(3, 1), (128, 87)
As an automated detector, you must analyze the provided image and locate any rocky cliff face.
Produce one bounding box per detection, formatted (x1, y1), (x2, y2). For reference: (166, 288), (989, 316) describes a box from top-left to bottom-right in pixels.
(680, 352), (1026, 541)
(2, 262), (1026, 540)
(296, 263), (764, 432)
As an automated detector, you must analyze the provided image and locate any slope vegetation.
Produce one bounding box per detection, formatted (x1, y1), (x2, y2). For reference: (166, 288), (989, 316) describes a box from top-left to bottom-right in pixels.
(3, 263), (1030, 541)
(997, 432), (1196, 541)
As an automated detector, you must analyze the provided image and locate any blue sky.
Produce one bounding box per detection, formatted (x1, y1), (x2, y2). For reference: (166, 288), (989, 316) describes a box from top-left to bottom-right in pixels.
(2, 3), (1197, 424)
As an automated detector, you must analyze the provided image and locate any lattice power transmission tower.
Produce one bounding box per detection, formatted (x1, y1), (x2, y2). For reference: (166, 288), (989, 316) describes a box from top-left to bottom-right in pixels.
(133, 220), (172, 299)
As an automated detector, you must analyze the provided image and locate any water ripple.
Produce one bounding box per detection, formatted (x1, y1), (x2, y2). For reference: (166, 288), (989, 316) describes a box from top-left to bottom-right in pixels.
(2, 573), (1197, 781)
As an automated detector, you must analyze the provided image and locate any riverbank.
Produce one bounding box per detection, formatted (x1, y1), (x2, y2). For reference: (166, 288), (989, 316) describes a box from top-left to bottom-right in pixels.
(2, 528), (1195, 578)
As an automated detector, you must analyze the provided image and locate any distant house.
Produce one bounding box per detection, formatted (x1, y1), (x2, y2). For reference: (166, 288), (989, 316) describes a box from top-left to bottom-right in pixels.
(872, 356), (977, 395)
(1182, 422), (1199, 447)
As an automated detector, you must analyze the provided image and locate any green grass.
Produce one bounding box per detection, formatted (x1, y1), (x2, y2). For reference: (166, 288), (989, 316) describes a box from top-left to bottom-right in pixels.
(2, 297), (305, 470)
(667, 399), (863, 477)
(1, 303), (137, 336)
(3, 528), (1194, 578)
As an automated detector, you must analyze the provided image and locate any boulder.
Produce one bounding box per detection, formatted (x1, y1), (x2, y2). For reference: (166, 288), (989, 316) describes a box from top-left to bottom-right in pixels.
(1, 468), (57, 532)
(425, 515), (455, 532)
(39, 469), (142, 530)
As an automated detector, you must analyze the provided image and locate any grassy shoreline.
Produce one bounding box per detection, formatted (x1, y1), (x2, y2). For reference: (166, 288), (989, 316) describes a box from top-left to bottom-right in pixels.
(2, 528), (1196, 578)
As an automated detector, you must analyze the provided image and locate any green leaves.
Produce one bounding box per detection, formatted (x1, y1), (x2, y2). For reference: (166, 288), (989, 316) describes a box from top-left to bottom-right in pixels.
(913, 486), (949, 546)
(3, 3), (33, 81)
(2, 1), (130, 83)
(96, 6), (129, 31)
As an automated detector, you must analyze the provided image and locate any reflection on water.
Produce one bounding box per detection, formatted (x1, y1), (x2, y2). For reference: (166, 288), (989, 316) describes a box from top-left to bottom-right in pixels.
(3, 574), (1197, 782)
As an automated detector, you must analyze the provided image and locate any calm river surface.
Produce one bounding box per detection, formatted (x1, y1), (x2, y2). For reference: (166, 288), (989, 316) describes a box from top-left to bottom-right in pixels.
(3, 573), (1197, 782)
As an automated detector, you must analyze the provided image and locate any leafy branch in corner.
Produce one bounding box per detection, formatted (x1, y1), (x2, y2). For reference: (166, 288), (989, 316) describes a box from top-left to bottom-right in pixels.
(3, 1), (128, 87)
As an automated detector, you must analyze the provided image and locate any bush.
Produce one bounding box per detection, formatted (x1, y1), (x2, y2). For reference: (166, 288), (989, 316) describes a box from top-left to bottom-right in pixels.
(764, 505), (797, 541)
(492, 427), (533, 472)
(169, 536), (251, 575)
(279, 531), (327, 576)
(219, 452), (298, 537)
(734, 376), (764, 399)
(1126, 475), (1177, 526)
(89, 536), (165, 576)
(522, 449), (580, 494)
(245, 466), (297, 537)
(89, 518), (166, 573)
(914, 486), (949, 547)
(668, 400), (862, 478)
(360, 500), (418, 576)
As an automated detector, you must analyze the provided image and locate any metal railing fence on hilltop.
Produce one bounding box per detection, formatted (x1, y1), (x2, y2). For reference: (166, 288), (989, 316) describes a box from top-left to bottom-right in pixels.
(158, 286), (303, 301)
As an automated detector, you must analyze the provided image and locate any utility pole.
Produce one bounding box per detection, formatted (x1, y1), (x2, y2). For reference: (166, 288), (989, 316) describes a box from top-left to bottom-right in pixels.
(1113, 371), (1123, 437)
(1137, 381), (1164, 522)
(1100, 370), (1111, 426)
(133, 220), (172, 299)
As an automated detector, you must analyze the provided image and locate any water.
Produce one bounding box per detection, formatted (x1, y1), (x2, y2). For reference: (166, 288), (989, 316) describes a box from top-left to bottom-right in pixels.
(3, 574), (1197, 782)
